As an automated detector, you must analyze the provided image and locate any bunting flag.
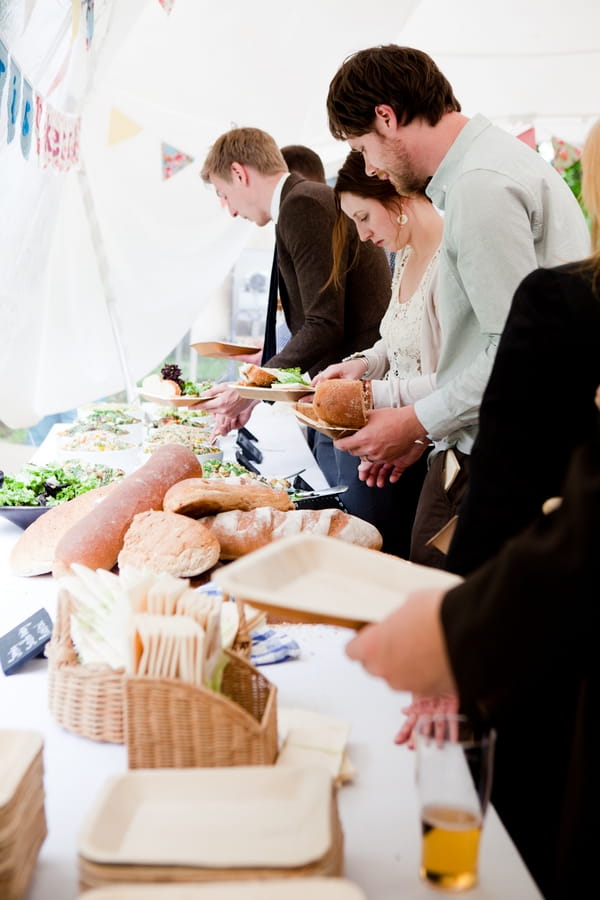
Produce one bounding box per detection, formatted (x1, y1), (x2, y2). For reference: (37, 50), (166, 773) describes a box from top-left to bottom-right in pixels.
(108, 107), (142, 145)
(41, 105), (81, 171)
(0, 37), (8, 107)
(35, 91), (44, 157)
(71, 0), (81, 42)
(517, 127), (536, 150)
(85, 0), (95, 50)
(551, 136), (582, 174)
(20, 77), (33, 158)
(158, 0), (176, 13)
(7, 57), (22, 144)
(161, 142), (194, 180)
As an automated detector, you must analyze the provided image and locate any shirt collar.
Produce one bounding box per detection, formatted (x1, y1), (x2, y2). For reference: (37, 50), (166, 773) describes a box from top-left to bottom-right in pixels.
(271, 172), (290, 224)
(427, 114), (491, 210)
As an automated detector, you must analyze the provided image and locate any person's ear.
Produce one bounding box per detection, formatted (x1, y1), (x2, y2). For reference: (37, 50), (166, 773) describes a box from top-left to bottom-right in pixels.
(230, 162), (248, 184)
(374, 105), (398, 131)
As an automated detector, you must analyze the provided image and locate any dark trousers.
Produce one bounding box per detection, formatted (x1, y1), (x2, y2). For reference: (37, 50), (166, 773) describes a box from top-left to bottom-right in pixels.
(410, 448), (470, 569)
(311, 430), (430, 559)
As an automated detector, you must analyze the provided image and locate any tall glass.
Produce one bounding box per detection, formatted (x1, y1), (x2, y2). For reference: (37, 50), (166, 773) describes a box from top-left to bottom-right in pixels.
(414, 713), (496, 892)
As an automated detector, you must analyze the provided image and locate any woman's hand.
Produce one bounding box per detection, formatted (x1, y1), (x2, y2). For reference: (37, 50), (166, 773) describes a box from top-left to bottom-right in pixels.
(395, 693), (459, 749)
(311, 358), (367, 386)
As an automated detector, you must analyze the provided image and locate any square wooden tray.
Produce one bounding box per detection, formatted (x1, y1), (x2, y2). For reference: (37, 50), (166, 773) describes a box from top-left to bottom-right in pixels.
(213, 534), (463, 629)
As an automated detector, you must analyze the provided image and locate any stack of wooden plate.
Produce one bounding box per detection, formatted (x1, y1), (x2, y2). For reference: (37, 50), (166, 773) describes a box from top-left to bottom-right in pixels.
(78, 766), (343, 891)
(0, 730), (47, 900)
(78, 878), (367, 898)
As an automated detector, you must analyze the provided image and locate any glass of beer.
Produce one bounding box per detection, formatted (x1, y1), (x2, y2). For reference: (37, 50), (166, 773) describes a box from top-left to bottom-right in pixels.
(415, 713), (496, 892)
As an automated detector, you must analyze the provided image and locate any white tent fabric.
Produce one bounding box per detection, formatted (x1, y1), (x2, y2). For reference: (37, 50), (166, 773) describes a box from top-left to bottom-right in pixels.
(0, 0), (598, 427)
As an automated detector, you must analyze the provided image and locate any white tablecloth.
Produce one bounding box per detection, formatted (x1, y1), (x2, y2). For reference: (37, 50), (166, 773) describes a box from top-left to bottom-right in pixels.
(0, 403), (542, 899)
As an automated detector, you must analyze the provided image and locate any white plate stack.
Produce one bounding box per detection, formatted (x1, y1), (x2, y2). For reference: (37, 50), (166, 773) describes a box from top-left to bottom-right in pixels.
(0, 730), (47, 900)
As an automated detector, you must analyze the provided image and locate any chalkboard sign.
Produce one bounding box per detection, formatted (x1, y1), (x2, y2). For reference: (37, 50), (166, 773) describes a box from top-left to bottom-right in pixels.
(0, 608), (53, 676)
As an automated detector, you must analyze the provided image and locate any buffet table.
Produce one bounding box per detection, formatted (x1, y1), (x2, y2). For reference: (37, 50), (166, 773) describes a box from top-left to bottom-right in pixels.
(0, 403), (542, 899)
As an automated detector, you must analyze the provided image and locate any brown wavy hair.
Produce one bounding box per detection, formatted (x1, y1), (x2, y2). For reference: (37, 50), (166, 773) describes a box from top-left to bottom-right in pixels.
(327, 45), (461, 140)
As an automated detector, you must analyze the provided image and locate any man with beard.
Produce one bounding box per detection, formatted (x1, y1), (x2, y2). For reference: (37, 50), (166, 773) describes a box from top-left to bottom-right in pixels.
(326, 45), (590, 567)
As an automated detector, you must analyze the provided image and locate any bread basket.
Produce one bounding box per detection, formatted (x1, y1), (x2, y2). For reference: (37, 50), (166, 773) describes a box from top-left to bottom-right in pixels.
(47, 589), (276, 768)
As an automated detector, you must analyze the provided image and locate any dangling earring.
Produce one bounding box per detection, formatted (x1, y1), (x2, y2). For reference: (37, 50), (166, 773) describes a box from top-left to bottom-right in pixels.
(397, 213), (408, 226)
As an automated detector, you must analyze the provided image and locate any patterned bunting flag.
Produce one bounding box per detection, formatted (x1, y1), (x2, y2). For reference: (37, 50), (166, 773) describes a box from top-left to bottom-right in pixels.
(7, 57), (21, 144)
(20, 77), (33, 158)
(41, 105), (81, 171)
(161, 142), (194, 180)
(551, 136), (582, 174)
(85, 0), (95, 50)
(158, 0), (176, 13)
(0, 37), (8, 107)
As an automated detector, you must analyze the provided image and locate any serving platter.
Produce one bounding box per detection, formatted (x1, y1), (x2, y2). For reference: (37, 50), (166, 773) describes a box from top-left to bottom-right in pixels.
(235, 385), (314, 404)
(294, 408), (357, 441)
(0, 506), (51, 530)
(213, 533), (463, 629)
(191, 341), (261, 359)
(138, 391), (212, 408)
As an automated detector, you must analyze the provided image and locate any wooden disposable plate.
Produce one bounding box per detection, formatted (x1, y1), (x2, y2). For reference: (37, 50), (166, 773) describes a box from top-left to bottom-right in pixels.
(78, 878), (367, 899)
(78, 766), (332, 868)
(213, 534), (463, 629)
(294, 408), (357, 441)
(191, 341), (260, 358)
(235, 385), (314, 403)
(0, 731), (44, 811)
(138, 391), (211, 408)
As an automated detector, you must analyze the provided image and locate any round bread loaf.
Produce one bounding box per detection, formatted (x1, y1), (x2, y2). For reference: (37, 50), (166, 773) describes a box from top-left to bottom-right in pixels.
(117, 510), (220, 577)
(163, 477), (294, 517)
(202, 506), (383, 559)
(53, 443), (203, 576)
(10, 482), (118, 577)
(312, 380), (371, 429)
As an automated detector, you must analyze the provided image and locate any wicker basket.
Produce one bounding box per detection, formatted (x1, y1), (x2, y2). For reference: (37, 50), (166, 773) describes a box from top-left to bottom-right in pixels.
(124, 651), (277, 769)
(47, 590), (274, 759)
(47, 590), (126, 743)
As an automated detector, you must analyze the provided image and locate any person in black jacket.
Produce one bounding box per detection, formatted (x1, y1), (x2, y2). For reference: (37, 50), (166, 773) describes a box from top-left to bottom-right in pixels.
(346, 392), (600, 898)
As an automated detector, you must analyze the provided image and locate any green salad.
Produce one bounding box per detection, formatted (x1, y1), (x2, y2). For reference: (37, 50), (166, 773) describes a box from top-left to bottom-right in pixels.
(0, 460), (125, 507)
(274, 367), (310, 386)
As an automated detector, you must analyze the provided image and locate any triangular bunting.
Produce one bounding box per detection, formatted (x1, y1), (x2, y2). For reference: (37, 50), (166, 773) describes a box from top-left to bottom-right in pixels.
(551, 136), (582, 174)
(108, 107), (142, 145)
(158, 0), (176, 14)
(161, 142), (194, 180)
(517, 127), (536, 150)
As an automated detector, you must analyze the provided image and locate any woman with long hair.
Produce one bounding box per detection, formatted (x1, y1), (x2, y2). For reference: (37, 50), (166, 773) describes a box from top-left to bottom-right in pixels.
(312, 150), (444, 558)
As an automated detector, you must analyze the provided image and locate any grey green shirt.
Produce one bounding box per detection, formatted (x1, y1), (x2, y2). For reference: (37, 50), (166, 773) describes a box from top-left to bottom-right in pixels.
(415, 114), (591, 453)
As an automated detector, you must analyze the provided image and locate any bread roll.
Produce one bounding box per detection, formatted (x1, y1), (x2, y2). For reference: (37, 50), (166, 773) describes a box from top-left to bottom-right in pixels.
(10, 483), (118, 577)
(142, 374), (181, 397)
(118, 510), (220, 577)
(203, 506), (383, 559)
(312, 380), (371, 429)
(53, 444), (203, 576)
(163, 477), (294, 517)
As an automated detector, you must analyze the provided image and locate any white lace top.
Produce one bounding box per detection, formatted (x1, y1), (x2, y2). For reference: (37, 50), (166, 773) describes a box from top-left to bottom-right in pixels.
(381, 245), (434, 379)
(345, 242), (442, 408)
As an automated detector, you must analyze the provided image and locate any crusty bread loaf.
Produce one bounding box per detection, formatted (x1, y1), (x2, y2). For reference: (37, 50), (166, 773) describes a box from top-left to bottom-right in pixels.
(239, 363), (279, 387)
(117, 510), (220, 577)
(163, 477), (294, 517)
(202, 506), (383, 559)
(52, 444), (203, 577)
(9, 482), (119, 577)
(312, 380), (371, 429)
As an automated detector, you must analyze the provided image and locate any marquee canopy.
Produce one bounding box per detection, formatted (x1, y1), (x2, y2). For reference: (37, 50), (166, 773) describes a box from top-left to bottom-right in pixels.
(0, 0), (598, 427)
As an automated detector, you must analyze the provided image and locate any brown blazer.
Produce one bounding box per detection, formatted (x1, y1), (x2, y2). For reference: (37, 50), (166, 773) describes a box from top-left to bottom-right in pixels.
(266, 174), (391, 377)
